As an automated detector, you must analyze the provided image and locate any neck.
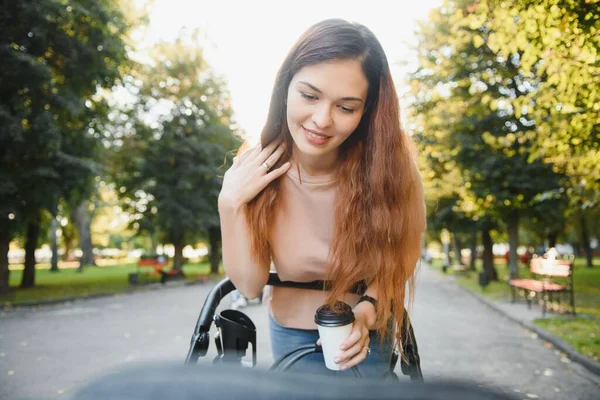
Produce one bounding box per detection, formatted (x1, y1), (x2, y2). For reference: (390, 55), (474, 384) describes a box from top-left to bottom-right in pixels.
(292, 146), (339, 176)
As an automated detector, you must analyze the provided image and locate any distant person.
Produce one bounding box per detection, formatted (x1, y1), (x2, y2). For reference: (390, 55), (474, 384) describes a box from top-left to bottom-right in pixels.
(231, 289), (264, 310)
(230, 290), (248, 310)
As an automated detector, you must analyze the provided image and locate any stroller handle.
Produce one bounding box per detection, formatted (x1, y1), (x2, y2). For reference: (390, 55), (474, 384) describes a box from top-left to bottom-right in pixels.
(185, 272), (423, 383)
(194, 273), (367, 335)
(185, 273), (365, 363)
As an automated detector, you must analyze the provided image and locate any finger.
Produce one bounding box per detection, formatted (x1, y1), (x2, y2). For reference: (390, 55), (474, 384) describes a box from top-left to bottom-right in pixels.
(237, 146), (259, 165)
(232, 156), (240, 168)
(256, 138), (283, 165)
(262, 138), (284, 158)
(244, 144), (262, 162)
(262, 161), (291, 183)
(316, 338), (322, 346)
(339, 346), (369, 371)
(262, 143), (287, 172)
(336, 337), (369, 365)
(340, 330), (362, 351)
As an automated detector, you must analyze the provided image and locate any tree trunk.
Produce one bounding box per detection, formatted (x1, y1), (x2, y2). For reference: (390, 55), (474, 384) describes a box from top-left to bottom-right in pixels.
(442, 235), (451, 266)
(469, 232), (477, 271)
(507, 210), (520, 279)
(0, 228), (11, 294)
(481, 229), (498, 281)
(173, 240), (185, 272)
(50, 218), (59, 272)
(452, 234), (464, 266)
(208, 227), (221, 275)
(572, 241), (581, 257)
(81, 215), (95, 267)
(151, 231), (159, 255)
(547, 231), (558, 249)
(72, 201), (96, 272)
(62, 227), (74, 261)
(578, 204), (593, 268)
(21, 216), (40, 288)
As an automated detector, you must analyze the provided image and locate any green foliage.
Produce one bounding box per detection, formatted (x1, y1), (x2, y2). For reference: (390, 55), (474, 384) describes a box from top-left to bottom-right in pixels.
(0, 0), (132, 230)
(535, 317), (600, 361)
(409, 0), (600, 263)
(482, 0), (600, 201)
(1, 262), (215, 305)
(410, 0), (565, 228)
(111, 34), (239, 258)
(0, 0), (140, 291)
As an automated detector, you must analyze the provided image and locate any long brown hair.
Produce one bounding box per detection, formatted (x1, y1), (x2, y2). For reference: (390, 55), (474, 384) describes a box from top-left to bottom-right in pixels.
(244, 19), (425, 351)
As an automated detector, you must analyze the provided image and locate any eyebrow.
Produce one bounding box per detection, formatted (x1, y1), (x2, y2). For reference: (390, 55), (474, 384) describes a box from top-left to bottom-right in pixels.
(298, 81), (364, 103)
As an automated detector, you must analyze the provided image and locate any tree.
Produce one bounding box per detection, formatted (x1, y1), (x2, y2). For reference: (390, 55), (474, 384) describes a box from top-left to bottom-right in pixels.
(71, 197), (97, 270)
(409, 0), (566, 278)
(57, 202), (78, 262)
(50, 215), (59, 272)
(0, 0), (134, 290)
(481, 0), (600, 266)
(482, 0), (599, 185)
(112, 34), (239, 272)
(522, 190), (569, 248)
(414, 91), (501, 279)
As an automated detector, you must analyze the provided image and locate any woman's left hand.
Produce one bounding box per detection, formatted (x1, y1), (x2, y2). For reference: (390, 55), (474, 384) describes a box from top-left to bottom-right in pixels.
(316, 304), (373, 371)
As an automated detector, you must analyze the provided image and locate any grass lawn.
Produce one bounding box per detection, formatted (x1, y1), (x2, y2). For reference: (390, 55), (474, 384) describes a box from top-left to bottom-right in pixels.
(429, 256), (600, 362)
(1, 261), (223, 306)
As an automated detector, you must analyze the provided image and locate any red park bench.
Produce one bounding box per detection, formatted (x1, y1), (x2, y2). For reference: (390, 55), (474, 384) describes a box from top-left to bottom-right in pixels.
(129, 256), (180, 285)
(508, 257), (575, 316)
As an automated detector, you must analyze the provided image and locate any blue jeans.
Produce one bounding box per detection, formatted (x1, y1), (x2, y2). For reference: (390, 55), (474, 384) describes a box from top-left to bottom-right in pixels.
(268, 314), (395, 378)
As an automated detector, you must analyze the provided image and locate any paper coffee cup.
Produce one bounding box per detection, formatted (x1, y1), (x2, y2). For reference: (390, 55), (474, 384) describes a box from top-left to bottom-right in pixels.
(314, 302), (355, 370)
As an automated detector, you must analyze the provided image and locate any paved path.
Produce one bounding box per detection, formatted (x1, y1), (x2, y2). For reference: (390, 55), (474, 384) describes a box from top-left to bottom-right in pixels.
(1, 266), (599, 400)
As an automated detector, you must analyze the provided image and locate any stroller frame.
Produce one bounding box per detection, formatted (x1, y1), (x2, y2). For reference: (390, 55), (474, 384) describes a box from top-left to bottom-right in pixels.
(185, 272), (423, 381)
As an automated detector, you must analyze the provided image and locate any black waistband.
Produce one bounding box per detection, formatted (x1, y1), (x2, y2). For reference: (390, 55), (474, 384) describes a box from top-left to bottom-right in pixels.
(268, 276), (368, 295)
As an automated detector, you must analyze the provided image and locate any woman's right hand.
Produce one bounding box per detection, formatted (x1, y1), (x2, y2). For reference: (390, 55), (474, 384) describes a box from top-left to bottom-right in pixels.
(219, 138), (291, 209)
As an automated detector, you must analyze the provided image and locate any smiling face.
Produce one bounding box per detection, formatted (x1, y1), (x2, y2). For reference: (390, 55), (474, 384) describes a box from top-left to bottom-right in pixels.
(286, 59), (369, 170)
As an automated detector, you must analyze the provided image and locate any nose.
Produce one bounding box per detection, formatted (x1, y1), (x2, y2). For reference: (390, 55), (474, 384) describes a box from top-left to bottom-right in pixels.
(311, 103), (333, 130)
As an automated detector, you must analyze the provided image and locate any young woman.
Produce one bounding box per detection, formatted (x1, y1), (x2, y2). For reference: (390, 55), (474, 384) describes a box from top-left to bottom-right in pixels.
(218, 18), (426, 377)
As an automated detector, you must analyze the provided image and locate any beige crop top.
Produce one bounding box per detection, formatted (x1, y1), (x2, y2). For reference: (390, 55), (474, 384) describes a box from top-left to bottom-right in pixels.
(268, 165), (362, 329)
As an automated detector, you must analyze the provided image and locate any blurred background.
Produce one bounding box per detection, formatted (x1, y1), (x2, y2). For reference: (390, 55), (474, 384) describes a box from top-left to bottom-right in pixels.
(1, 0), (598, 366)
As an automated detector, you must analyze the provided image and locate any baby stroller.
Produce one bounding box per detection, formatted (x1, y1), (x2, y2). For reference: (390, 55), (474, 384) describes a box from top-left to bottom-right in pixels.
(185, 272), (423, 381)
(72, 274), (519, 399)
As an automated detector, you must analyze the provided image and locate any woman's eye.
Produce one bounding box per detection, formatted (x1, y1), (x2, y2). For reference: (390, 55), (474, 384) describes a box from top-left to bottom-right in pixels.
(300, 92), (317, 101)
(339, 106), (355, 114)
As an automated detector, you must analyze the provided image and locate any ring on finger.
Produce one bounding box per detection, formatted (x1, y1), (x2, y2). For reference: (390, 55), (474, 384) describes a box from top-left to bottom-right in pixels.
(262, 161), (270, 170)
(363, 346), (371, 355)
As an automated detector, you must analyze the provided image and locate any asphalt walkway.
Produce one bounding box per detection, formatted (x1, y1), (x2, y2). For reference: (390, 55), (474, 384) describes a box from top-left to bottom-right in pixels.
(0, 265), (598, 399)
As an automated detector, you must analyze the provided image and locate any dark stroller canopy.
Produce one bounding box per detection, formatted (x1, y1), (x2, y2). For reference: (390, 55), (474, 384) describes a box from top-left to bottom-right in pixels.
(71, 362), (517, 400)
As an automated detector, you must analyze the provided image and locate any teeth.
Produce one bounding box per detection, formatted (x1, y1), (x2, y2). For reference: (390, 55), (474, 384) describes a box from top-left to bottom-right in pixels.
(306, 130), (329, 140)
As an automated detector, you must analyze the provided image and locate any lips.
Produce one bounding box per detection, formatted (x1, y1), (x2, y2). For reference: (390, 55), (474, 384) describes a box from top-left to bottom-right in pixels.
(302, 126), (331, 146)
(302, 126), (331, 139)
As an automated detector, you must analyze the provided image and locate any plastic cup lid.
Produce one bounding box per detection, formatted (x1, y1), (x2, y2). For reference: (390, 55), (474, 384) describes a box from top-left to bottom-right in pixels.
(314, 301), (355, 327)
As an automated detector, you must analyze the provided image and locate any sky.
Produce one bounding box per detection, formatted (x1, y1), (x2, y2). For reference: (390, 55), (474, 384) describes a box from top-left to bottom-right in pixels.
(142, 0), (443, 141)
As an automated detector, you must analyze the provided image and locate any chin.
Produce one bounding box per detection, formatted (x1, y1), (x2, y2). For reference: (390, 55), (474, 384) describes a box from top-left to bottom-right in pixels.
(296, 142), (329, 156)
